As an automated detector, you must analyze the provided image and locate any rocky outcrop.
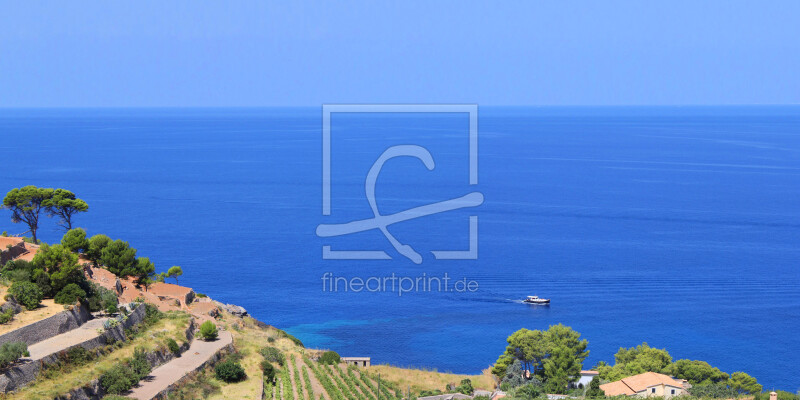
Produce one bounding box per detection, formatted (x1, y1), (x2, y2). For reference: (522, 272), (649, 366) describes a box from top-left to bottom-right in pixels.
(215, 301), (247, 318)
(0, 303), (91, 347)
(0, 299), (22, 315)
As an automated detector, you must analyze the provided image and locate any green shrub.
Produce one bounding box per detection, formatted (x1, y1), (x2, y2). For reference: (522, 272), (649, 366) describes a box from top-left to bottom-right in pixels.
(99, 347), (152, 394)
(33, 270), (53, 298)
(129, 347), (151, 379)
(100, 363), (135, 394)
(3, 269), (31, 284)
(260, 360), (276, 383)
(586, 376), (606, 398)
(54, 283), (87, 304)
(267, 336), (275, 343)
(690, 383), (738, 398)
(318, 350), (341, 365)
(0, 308), (14, 324)
(1, 259), (33, 275)
(85, 283), (118, 313)
(259, 346), (285, 366)
(66, 345), (93, 365)
(167, 338), (180, 355)
(755, 391), (800, 400)
(143, 303), (164, 325)
(9, 281), (43, 310)
(515, 383), (542, 399)
(30, 243), (83, 294)
(282, 331), (304, 347)
(199, 320), (218, 341)
(61, 228), (89, 253)
(455, 378), (474, 395)
(273, 328), (304, 347)
(0, 341), (29, 368)
(215, 359), (246, 383)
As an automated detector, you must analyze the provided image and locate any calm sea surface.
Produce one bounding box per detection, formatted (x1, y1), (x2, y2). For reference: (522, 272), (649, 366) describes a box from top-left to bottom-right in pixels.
(1, 107), (798, 390)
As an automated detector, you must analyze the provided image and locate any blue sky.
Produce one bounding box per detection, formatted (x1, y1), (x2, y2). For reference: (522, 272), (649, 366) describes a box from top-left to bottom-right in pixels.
(1, 1), (799, 107)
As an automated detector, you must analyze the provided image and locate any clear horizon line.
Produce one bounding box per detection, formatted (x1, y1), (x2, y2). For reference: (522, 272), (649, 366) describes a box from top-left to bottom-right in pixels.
(1, 103), (800, 110)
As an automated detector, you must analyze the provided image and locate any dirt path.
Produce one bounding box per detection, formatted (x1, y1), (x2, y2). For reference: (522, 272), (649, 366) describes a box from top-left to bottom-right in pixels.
(126, 330), (233, 400)
(26, 318), (109, 360)
(287, 356), (301, 400)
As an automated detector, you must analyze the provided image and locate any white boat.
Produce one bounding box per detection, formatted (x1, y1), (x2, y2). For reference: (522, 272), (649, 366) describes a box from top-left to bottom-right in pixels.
(523, 295), (550, 304)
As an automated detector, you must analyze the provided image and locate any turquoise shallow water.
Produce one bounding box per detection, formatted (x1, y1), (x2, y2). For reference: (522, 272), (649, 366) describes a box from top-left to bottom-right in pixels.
(1, 106), (798, 390)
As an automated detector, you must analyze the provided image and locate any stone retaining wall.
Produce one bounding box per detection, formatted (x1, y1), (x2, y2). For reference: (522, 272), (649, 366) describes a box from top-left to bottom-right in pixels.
(0, 303), (91, 347)
(54, 317), (196, 400)
(0, 303), (148, 393)
(0, 241), (27, 265)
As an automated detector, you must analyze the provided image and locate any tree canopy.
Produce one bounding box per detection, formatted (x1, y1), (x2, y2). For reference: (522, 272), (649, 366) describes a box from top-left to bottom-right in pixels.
(597, 342), (672, 381)
(166, 266), (183, 284)
(492, 324), (588, 394)
(86, 234), (112, 265)
(43, 189), (88, 231)
(665, 359), (729, 385)
(492, 328), (546, 377)
(61, 228), (90, 253)
(728, 372), (763, 394)
(2, 186), (54, 244)
(2, 186), (89, 241)
(100, 240), (138, 277)
(543, 345), (582, 394)
(135, 257), (156, 288)
(31, 243), (83, 294)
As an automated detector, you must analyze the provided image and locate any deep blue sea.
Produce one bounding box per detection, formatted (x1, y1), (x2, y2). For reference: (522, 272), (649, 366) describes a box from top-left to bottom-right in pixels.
(1, 107), (798, 390)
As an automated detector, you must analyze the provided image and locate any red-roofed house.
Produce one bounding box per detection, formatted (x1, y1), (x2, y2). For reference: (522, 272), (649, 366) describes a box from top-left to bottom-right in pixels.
(600, 372), (687, 398)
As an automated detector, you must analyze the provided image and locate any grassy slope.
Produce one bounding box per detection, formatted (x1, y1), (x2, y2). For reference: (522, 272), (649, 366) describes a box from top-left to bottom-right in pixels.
(0, 295), (494, 399)
(366, 364), (496, 395)
(168, 312), (495, 400)
(0, 299), (493, 399)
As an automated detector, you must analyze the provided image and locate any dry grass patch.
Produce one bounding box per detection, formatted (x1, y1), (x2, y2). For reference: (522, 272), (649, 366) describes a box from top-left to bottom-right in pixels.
(189, 313), (309, 400)
(0, 295), (64, 335)
(205, 314), (275, 400)
(366, 364), (495, 394)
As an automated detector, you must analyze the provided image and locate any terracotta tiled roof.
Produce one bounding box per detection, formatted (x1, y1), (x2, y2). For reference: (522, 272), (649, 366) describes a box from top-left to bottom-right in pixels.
(601, 380), (637, 396)
(600, 372), (683, 396)
(581, 370), (600, 375)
